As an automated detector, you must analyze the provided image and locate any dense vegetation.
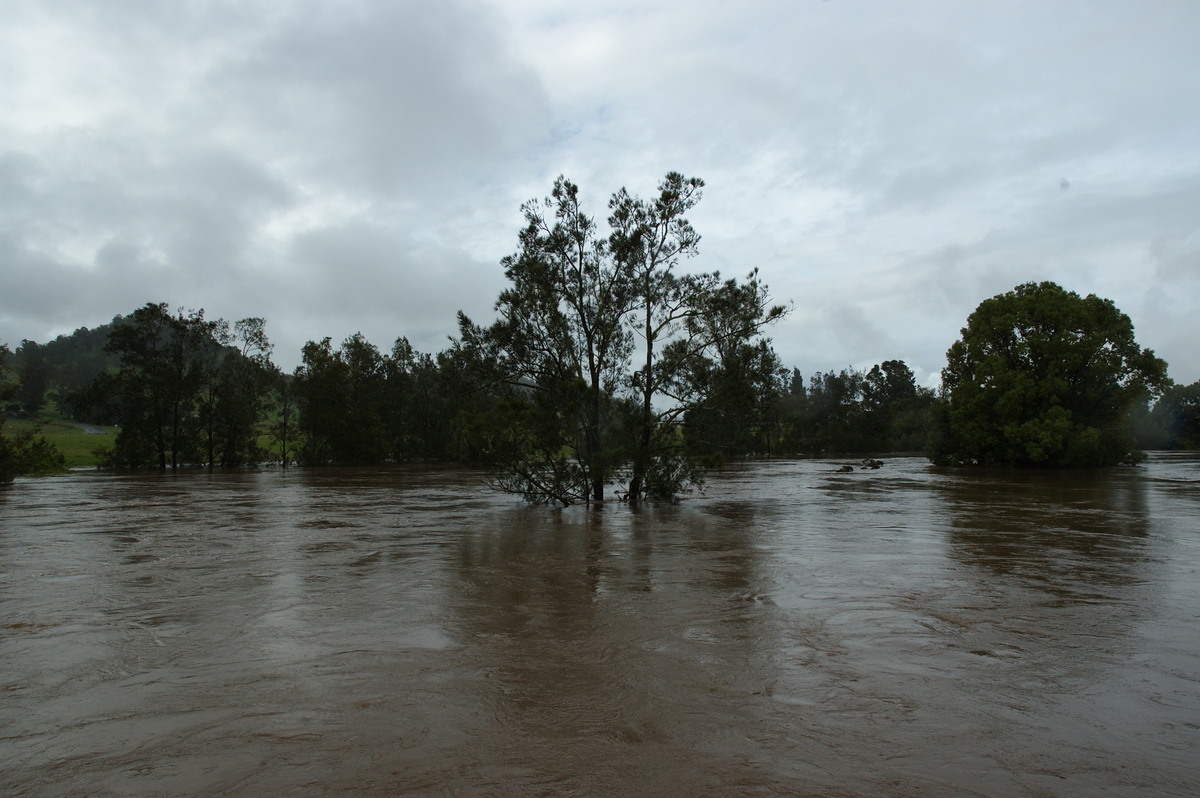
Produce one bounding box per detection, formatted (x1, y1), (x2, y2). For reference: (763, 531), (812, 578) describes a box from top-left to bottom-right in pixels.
(4, 180), (1198, 491)
(0, 345), (67, 482)
(932, 282), (1169, 467)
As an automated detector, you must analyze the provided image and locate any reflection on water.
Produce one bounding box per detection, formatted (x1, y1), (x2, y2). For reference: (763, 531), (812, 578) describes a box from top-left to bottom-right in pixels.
(941, 466), (1152, 583)
(2, 455), (1199, 796)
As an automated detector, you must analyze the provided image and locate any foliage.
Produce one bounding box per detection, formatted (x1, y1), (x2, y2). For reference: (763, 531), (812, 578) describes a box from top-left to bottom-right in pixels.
(457, 173), (786, 504)
(7, 321), (122, 419)
(203, 317), (275, 466)
(97, 303), (276, 469)
(294, 334), (388, 465)
(1144, 381), (1200, 449)
(383, 337), (458, 460)
(933, 281), (1167, 467)
(769, 361), (935, 454)
(269, 369), (301, 466)
(1, 345), (67, 483)
(666, 281), (788, 458)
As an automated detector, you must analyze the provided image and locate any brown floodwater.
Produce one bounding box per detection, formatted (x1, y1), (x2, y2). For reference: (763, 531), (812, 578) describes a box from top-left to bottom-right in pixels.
(2, 454), (1199, 796)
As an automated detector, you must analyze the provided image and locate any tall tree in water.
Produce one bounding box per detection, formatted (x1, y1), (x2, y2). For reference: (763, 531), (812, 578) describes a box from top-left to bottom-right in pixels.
(934, 281), (1167, 466)
(608, 173), (704, 498)
(471, 175), (635, 502)
(459, 173), (785, 504)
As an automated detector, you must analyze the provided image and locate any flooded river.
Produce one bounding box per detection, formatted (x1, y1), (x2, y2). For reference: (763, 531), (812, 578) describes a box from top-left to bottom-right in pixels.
(2, 454), (1199, 796)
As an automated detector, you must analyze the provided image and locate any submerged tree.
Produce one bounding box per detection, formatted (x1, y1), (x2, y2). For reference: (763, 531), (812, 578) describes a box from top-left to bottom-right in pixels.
(458, 173), (786, 504)
(458, 176), (635, 502)
(933, 281), (1167, 467)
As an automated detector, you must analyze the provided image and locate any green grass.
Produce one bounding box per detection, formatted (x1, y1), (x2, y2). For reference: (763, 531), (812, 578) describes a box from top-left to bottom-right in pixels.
(4, 417), (116, 469)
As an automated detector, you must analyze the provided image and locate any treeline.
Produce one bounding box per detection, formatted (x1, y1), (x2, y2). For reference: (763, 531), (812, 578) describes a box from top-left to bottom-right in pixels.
(3, 322), (118, 417)
(3, 299), (1199, 482)
(0, 344), (67, 482)
(774, 362), (938, 454)
(2, 303), (943, 469)
(9, 299), (1196, 473)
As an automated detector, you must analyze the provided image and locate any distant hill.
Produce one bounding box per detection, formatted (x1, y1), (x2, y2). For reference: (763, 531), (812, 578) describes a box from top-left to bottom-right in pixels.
(3, 317), (123, 417)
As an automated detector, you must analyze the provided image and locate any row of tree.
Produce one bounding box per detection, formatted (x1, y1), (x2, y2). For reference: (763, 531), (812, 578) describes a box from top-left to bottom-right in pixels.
(4, 173), (1199, 492)
(1, 302), (946, 492)
(61, 305), (276, 470)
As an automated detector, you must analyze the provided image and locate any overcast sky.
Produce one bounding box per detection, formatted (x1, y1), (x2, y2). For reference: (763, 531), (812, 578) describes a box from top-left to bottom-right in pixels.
(3, 0), (1198, 386)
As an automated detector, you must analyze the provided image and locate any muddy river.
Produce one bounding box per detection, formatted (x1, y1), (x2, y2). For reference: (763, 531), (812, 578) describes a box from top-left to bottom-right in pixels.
(2, 454), (1199, 796)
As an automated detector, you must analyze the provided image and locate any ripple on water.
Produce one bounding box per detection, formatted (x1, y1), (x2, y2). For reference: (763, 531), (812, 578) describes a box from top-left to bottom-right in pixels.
(1, 456), (1199, 796)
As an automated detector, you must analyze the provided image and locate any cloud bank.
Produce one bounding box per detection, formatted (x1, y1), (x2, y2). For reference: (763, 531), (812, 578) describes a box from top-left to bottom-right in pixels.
(3, 0), (1197, 385)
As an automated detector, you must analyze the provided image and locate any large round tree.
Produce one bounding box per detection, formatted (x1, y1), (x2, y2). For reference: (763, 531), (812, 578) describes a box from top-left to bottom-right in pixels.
(933, 281), (1167, 467)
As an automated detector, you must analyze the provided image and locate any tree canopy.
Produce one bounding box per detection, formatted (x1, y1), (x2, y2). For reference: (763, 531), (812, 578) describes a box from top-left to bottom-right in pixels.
(96, 303), (277, 469)
(456, 173), (787, 504)
(933, 281), (1168, 467)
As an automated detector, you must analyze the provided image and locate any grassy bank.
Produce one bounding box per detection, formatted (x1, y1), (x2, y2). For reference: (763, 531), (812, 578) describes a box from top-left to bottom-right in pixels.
(4, 417), (116, 469)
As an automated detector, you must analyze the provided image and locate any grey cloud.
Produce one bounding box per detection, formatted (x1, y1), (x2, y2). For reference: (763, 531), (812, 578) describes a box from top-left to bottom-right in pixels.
(2, 0), (1198, 385)
(1, 0), (546, 359)
(205, 0), (551, 198)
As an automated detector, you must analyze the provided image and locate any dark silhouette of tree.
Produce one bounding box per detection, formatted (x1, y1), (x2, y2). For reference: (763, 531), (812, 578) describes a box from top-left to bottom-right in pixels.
(95, 303), (275, 469)
(608, 173), (705, 497)
(932, 281), (1167, 466)
(269, 368), (300, 467)
(458, 173), (785, 504)
(7, 340), (51, 416)
(666, 277), (788, 460)
(210, 318), (275, 467)
(294, 334), (387, 464)
(104, 304), (212, 468)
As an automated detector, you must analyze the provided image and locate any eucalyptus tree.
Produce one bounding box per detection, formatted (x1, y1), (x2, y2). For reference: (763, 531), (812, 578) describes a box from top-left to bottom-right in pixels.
(608, 172), (704, 498)
(460, 173), (786, 504)
(658, 271), (787, 465)
(464, 175), (636, 502)
(211, 318), (275, 466)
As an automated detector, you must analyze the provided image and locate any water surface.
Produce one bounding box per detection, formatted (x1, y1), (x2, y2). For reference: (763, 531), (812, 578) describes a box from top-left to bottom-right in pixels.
(2, 455), (1199, 796)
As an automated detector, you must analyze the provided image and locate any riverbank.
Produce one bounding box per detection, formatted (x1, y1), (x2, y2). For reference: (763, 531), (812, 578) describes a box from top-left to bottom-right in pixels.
(2, 416), (117, 469)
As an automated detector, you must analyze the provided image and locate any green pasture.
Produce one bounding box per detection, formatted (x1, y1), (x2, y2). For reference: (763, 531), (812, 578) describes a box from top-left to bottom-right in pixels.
(4, 417), (116, 469)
